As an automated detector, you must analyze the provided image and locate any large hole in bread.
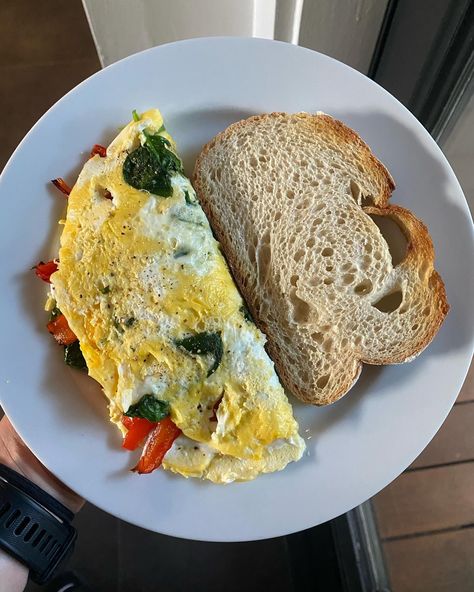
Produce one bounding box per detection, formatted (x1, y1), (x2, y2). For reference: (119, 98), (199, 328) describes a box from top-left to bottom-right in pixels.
(361, 194), (374, 206)
(349, 180), (361, 203)
(317, 373), (330, 389)
(343, 274), (355, 285)
(247, 243), (256, 264)
(289, 287), (311, 324)
(294, 249), (304, 263)
(323, 338), (333, 352)
(349, 180), (374, 206)
(211, 167), (222, 182)
(372, 289), (403, 313)
(257, 243), (271, 285)
(261, 229), (271, 245)
(369, 215), (408, 266)
(354, 279), (373, 295)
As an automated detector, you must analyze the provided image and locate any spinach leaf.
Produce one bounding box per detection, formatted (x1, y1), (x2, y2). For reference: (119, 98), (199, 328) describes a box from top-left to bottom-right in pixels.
(123, 131), (182, 197)
(176, 332), (223, 376)
(132, 109), (140, 122)
(124, 394), (170, 422)
(123, 146), (173, 196)
(64, 341), (87, 370)
(144, 132), (182, 172)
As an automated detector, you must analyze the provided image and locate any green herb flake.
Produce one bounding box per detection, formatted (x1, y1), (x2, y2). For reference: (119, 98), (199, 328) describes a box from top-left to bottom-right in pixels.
(171, 210), (205, 226)
(176, 332), (223, 376)
(100, 285), (110, 294)
(184, 190), (197, 206)
(174, 247), (190, 259)
(125, 317), (136, 327)
(132, 109), (140, 122)
(64, 341), (87, 370)
(124, 394), (170, 422)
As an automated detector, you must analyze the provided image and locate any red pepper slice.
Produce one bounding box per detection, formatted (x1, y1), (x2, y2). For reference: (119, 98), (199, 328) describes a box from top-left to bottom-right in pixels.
(47, 314), (77, 346)
(121, 416), (156, 451)
(133, 417), (181, 474)
(90, 144), (107, 158)
(34, 260), (58, 283)
(51, 178), (72, 196)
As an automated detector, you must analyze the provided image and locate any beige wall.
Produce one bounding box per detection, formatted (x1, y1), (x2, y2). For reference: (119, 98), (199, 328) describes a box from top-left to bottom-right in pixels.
(82, 0), (387, 73)
(82, 0), (277, 66)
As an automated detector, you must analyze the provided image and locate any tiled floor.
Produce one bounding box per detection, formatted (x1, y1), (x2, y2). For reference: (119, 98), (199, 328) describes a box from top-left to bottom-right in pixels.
(2, 2), (473, 591)
(372, 362), (474, 591)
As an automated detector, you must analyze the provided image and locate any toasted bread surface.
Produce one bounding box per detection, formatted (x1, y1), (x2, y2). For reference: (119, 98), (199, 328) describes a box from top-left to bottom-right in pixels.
(194, 113), (449, 404)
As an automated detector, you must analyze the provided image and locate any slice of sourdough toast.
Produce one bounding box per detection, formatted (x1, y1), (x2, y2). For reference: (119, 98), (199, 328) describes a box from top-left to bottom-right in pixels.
(193, 112), (449, 405)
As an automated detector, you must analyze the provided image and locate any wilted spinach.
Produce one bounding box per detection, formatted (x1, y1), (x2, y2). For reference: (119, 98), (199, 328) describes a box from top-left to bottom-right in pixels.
(176, 332), (223, 376)
(124, 394), (170, 422)
(64, 341), (87, 370)
(123, 131), (182, 197)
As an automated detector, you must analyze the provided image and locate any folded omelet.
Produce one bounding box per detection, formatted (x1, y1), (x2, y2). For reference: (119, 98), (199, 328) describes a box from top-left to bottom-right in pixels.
(50, 109), (304, 482)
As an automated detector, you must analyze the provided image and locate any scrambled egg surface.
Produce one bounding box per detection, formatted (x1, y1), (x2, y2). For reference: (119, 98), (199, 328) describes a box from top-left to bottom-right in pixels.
(51, 110), (304, 482)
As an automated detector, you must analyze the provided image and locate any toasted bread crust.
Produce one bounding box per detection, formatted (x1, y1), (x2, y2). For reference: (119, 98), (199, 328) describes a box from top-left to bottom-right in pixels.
(194, 112), (448, 405)
(361, 205), (449, 366)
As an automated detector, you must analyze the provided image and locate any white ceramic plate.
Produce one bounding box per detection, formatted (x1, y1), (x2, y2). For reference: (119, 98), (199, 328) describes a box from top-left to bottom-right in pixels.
(0, 38), (473, 542)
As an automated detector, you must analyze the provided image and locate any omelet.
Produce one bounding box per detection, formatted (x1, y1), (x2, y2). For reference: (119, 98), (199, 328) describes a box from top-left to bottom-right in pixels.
(50, 109), (305, 483)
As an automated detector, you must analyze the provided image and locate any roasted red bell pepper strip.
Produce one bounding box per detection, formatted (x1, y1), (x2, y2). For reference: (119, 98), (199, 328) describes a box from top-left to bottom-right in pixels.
(90, 144), (107, 158)
(51, 178), (72, 196)
(121, 416), (156, 451)
(34, 260), (58, 283)
(133, 417), (181, 474)
(47, 313), (77, 345)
